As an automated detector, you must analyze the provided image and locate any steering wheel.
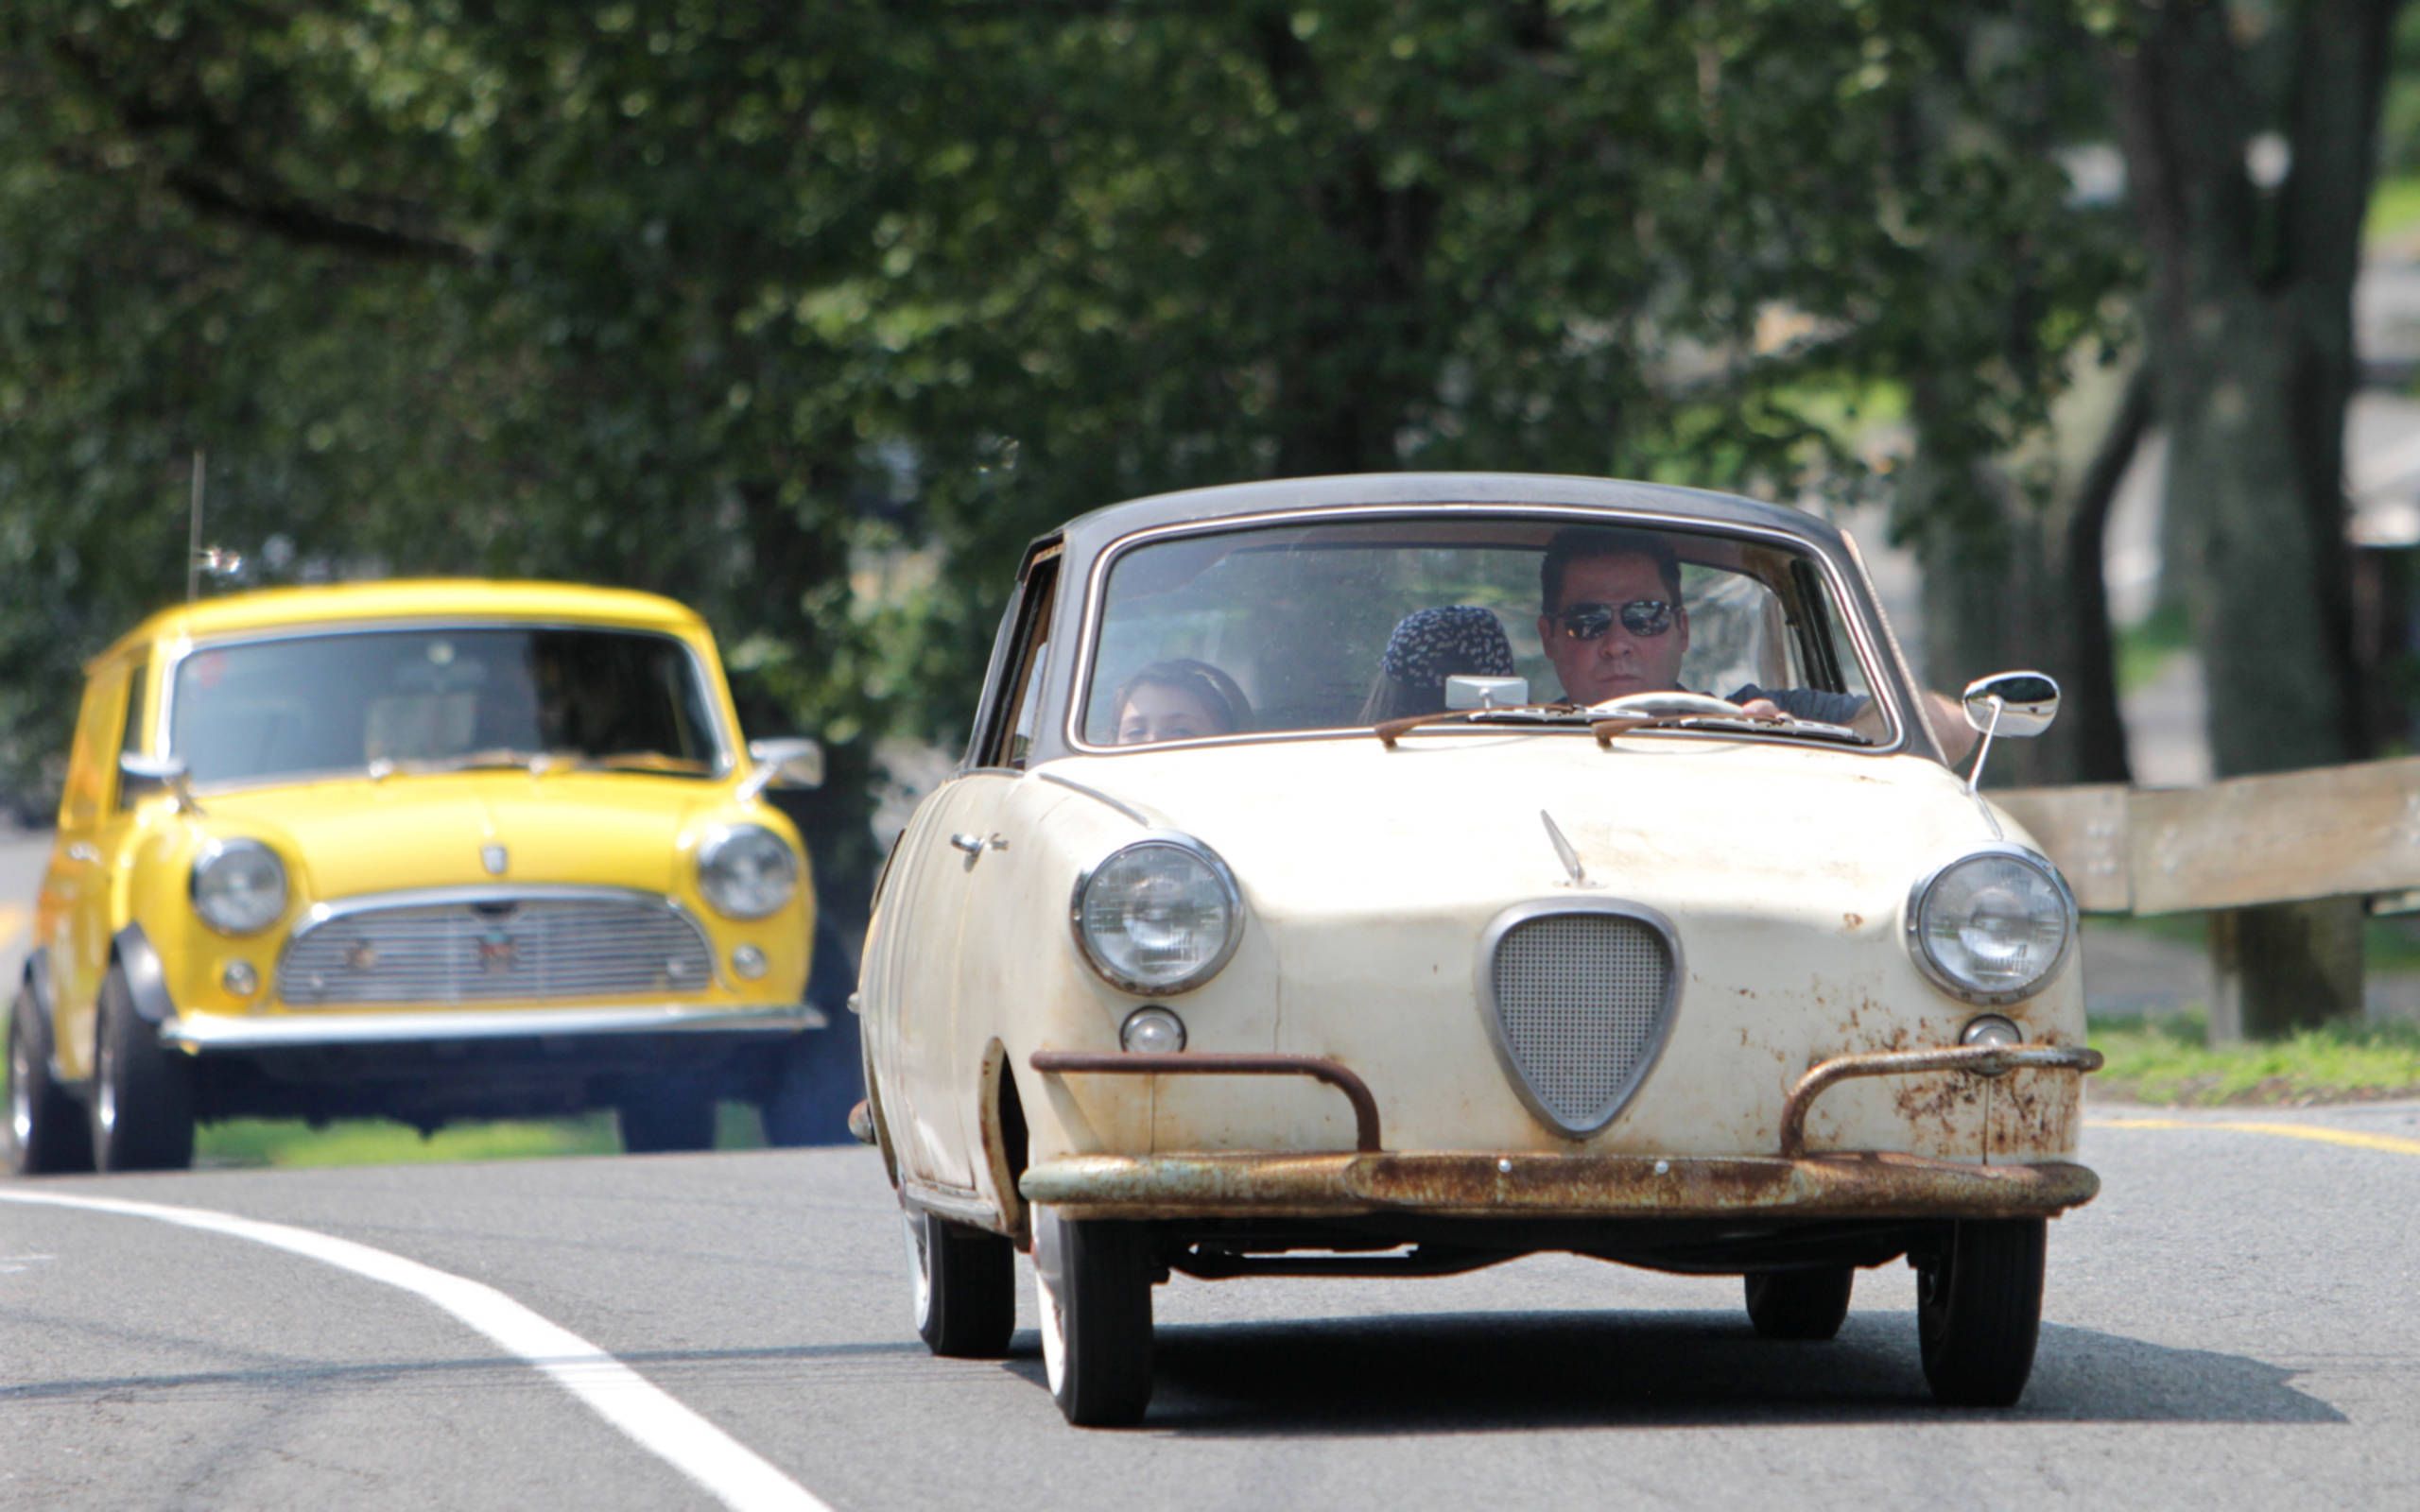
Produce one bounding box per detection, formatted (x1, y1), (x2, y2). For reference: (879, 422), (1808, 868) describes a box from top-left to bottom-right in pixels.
(1585, 691), (1748, 721)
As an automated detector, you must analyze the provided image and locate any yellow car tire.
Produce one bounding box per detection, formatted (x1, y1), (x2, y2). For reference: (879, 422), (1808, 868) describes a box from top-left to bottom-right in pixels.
(8, 985), (95, 1176)
(89, 966), (196, 1173)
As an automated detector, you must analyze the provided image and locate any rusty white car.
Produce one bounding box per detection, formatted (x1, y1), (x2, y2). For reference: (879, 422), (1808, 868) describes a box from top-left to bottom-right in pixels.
(853, 473), (2098, 1425)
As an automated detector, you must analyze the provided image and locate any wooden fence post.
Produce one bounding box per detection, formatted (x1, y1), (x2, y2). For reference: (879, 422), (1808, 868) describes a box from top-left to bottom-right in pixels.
(2206, 897), (2365, 1042)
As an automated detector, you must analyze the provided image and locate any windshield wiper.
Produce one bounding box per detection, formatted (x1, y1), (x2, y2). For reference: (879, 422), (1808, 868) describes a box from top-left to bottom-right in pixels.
(1590, 713), (1868, 748)
(390, 747), (581, 778)
(1374, 703), (1592, 748)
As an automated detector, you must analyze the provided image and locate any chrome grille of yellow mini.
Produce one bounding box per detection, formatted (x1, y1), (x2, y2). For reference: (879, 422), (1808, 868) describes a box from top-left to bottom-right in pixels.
(278, 895), (716, 1006)
(1488, 911), (1674, 1135)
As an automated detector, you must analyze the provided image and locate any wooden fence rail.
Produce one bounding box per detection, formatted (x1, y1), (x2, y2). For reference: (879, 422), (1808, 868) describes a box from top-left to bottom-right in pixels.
(1997, 755), (2420, 917)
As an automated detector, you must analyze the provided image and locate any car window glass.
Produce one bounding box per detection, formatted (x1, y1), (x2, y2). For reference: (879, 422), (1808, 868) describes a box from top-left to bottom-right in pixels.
(1081, 517), (1881, 745)
(60, 668), (126, 829)
(171, 627), (725, 787)
(980, 556), (1060, 768)
(112, 661), (150, 810)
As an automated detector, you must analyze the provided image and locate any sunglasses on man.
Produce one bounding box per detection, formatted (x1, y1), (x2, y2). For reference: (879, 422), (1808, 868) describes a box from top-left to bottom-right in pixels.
(1554, 598), (1678, 641)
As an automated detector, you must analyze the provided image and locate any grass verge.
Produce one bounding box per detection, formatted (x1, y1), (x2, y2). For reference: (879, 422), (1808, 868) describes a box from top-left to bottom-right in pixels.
(192, 1102), (770, 1169)
(2090, 1013), (2420, 1107)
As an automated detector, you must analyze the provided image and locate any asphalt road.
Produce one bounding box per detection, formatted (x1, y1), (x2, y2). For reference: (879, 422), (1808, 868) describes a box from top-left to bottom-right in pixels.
(5, 1105), (2418, 1511)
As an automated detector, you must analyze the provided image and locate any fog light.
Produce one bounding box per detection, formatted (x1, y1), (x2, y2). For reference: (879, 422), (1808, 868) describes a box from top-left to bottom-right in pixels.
(731, 944), (769, 981)
(1961, 1013), (2023, 1074)
(222, 960), (259, 997)
(1120, 1006), (1186, 1055)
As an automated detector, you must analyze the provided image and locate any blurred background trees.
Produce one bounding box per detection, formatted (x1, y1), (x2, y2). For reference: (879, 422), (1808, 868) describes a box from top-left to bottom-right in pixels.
(1, 1), (2411, 995)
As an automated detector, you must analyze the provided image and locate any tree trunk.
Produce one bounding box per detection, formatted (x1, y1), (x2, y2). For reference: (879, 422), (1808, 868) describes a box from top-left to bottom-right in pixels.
(2105, 0), (2400, 1036)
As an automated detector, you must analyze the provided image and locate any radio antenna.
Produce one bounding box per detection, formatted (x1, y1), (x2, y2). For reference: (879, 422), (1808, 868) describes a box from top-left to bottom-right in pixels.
(186, 450), (205, 601)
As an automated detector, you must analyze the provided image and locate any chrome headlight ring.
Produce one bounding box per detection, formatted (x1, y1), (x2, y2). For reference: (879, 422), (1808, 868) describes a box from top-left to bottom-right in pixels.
(1905, 843), (2078, 1005)
(190, 838), (289, 936)
(696, 823), (801, 920)
(1068, 832), (1244, 997)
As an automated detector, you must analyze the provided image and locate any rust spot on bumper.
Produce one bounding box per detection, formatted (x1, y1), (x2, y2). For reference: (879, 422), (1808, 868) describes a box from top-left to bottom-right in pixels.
(1779, 1043), (2103, 1159)
(1030, 1050), (1382, 1151)
(1021, 1150), (2100, 1223)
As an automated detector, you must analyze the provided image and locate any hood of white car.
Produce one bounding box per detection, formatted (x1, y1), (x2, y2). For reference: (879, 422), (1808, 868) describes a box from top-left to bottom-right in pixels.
(1037, 731), (2017, 921)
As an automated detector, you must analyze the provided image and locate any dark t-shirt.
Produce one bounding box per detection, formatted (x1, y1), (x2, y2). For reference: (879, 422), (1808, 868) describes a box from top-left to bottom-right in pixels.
(1727, 683), (1868, 727)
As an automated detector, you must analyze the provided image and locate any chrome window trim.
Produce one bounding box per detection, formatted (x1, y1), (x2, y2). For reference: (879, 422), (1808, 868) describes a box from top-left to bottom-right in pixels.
(1903, 842), (2079, 1006)
(1059, 502), (1909, 759)
(157, 620), (735, 786)
(277, 884), (731, 995)
(1475, 896), (1685, 1141)
(1067, 832), (1246, 997)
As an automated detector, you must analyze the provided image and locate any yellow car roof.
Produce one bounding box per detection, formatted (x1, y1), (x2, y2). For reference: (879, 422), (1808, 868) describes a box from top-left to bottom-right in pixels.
(102, 579), (708, 663)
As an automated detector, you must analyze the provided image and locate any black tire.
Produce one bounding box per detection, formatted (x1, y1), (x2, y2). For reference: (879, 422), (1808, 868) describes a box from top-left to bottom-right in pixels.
(903, 1207), (1015, 1357)
(8, 984), (95, 1176)
(616, 1085), (718, 1153)
(89, 966), (195, 1173)
(762, 1015), (863, 1148)
(1917, 1218), (2047, 1407)
(1032, 1205), (1156, 1427)
(1744, 1266), (1854, 1341)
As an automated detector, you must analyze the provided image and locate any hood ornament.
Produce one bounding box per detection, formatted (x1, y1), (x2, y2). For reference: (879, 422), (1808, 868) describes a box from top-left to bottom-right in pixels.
(1540, 811), (1600, 889)
(482, 843), (509, 876)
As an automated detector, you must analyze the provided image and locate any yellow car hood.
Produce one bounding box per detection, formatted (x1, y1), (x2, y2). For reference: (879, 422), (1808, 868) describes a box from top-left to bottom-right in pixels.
(203, 771), (718, 901)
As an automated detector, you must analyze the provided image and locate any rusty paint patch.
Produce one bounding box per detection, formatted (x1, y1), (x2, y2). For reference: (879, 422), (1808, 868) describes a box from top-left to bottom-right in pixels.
(1843, 912), (1865, 929)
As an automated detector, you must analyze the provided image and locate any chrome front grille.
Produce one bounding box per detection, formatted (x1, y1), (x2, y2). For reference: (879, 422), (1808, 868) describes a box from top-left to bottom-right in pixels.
(278, 891), (717, 1006)
(1486, 908), (1677, 1136)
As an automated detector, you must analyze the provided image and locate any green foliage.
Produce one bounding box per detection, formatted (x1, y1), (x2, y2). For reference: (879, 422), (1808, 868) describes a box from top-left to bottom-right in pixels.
(0, 1), (2135, 890)
(189, 1102), (769, 1168)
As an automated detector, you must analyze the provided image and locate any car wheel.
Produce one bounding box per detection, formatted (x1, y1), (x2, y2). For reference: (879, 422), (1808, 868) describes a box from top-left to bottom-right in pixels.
(89, 965), (196, 1173)
(762, 1015), (863, 1148)
(1744, 1266), (1853, 1340)
(616, 1086), (717, 1153)
(903, 1206), (1014, 1357)
(1917, 1218), (2046, 1407)
(8, 984), (95, 1176)
(1031, 1204), (1155, 1427)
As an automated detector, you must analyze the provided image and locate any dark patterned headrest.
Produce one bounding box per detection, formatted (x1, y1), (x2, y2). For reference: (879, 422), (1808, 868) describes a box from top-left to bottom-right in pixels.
(1379, 606), (1515, 687)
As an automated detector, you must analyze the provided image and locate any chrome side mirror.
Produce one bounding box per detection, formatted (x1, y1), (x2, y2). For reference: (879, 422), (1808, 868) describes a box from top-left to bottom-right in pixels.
(739, 737), (825, 800)
(1961, 671), (2059, 795)
(1445, 675), (1530, 711)
(1962, 671), (2060, 737)
(120, 752), (203, 814)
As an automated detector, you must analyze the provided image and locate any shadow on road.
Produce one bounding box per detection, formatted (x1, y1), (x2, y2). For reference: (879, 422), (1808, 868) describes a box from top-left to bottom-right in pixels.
(997, 1311), (2341, 1433)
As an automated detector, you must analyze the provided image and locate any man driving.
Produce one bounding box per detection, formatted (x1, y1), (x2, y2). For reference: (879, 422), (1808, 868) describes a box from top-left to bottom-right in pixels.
(1536, 526), (1977, 763)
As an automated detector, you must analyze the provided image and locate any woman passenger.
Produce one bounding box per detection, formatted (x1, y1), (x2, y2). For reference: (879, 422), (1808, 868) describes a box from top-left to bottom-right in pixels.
(1112, 660), (1253, 745)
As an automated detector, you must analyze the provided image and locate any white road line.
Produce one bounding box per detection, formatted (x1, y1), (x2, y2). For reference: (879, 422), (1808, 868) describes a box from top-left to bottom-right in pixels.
(0, 1190), (829, 1512)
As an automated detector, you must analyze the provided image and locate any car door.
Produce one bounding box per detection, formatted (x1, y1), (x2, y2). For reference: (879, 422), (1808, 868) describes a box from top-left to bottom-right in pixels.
(867, 544), (1062, 1194)
(39, 657), (138, 1077)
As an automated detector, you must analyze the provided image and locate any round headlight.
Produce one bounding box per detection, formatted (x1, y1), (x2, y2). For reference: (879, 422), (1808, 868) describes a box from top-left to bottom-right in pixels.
(1909, 848), (2075, 1004)
(697, 824), (800, 919)
(1072, 836), (1242, 996)
(191, 839), (288, 936)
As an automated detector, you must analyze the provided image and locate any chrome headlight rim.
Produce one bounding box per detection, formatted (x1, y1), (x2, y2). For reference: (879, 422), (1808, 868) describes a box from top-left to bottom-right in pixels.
(1068, 831), (1244, 998)
(695, 822), (801, 920)
(1905, 842), (2078, 1005)
(189, 837), (289, 936)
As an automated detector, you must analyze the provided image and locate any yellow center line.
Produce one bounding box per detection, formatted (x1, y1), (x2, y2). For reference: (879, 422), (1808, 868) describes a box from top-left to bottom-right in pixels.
(2094, 1115), (2420, 1159)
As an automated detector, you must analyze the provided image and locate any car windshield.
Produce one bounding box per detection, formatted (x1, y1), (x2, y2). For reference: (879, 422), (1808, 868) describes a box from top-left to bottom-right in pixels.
(169, 627), (725, 787)
(1079, 515), (1886, 747)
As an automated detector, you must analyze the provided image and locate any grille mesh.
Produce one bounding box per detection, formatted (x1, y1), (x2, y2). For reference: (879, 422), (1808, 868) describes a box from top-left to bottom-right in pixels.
(278, 896), (716, 1006)
(1491, 913), (1673, 1131)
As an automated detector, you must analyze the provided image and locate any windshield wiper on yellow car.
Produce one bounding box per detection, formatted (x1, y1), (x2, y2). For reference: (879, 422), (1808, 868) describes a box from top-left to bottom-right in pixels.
(587, 750), (712, 775)
(1373, 704), (1591, 748)
(388, 747), (582, 778)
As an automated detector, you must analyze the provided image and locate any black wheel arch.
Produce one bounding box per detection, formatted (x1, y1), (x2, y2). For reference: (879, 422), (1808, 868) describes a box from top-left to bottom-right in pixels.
(109, 923), (180, 1025)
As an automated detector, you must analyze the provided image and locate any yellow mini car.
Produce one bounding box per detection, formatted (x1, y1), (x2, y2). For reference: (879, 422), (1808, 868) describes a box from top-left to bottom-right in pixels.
(8, 580), (838, 1173)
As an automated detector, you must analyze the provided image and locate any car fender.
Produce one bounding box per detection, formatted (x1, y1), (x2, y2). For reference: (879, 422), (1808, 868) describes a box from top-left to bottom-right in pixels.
(110, 923), (180, 1025)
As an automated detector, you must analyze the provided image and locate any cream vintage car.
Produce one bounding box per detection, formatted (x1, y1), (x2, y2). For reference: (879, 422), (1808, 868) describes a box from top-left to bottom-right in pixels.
(855, 474), (2098, 1425)
(8, 579), (841, 1175)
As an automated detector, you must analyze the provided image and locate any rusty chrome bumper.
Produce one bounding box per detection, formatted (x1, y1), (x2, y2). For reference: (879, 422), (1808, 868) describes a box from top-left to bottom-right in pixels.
(1020, 1150), (2099, 1222)
(1024, 1041), (2103, 1223)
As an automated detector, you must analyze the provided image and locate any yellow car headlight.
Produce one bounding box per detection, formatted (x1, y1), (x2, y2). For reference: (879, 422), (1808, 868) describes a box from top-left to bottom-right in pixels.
(190, 839), (288, 936)
(696, 824), (799, 919)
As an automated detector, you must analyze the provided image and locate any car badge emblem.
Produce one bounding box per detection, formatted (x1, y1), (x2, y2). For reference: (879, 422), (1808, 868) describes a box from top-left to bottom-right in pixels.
(344, 940), (380, 971)
(477, 927), (518, 972)
(482, 844), (508, 876)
